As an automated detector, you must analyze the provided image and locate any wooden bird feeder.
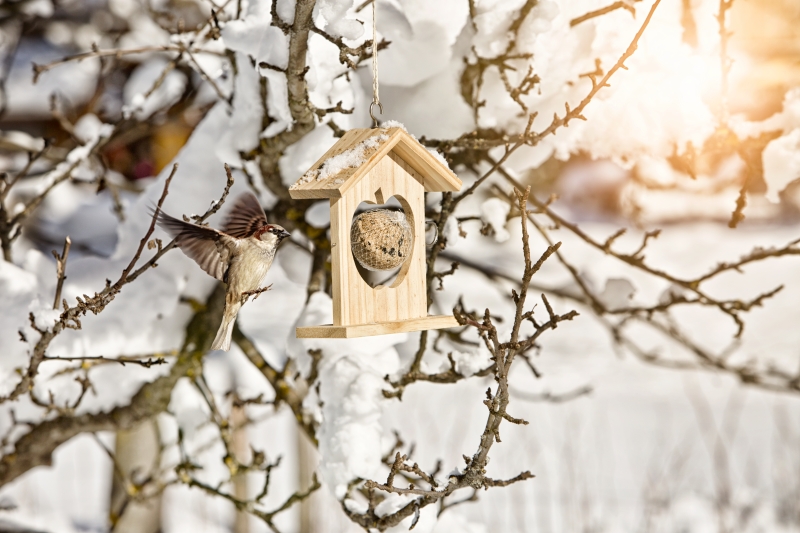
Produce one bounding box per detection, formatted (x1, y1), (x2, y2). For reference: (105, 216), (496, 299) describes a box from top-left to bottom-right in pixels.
(289, 126), (462, 338)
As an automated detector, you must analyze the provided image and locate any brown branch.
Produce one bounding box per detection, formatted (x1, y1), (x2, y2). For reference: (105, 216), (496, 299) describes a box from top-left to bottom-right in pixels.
(118, 164), (179, 285)
(258, 0), (319, 203)
(423, 0), (662, 320)
(313, 100), (354, 119)
(0, 284), (227, 487)
(510, 385), (593, 403)
(0, 144), (49, 202)
(51, 236), (71, 309)
(384, 353), (494, 399)
(190, 163), (235, 223)
(570, 1), (637, 27)
(427, 0), (662, 154)
(356, 187), (575, 530)
(232, 325), (317, 444)
(355, 0), (375, 11)
(471, 180), (800, 395)
(32, 45), (225, 83)
(43, 354), (168, 369)
(180, 465), (320, 532)
(308, 26), (387, 70)
(491, 163), (789, 338)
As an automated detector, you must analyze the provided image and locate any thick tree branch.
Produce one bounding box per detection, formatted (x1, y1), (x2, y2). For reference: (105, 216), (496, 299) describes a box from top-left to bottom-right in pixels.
(0, 284), (227, 487)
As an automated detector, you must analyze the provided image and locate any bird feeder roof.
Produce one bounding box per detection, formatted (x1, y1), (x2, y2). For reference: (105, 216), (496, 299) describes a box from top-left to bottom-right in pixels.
(288, 127), (462, 199)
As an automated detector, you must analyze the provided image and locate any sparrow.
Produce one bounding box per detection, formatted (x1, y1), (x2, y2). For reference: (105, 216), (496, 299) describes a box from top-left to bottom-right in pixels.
(156, 192), (290, 351)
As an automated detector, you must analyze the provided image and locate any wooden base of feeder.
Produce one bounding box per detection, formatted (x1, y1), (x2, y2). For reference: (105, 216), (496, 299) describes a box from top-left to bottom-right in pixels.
(296, 315), (459, 339)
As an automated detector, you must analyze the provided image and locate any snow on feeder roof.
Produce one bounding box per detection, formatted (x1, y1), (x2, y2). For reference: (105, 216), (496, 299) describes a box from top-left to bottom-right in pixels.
(289, 127), (461, 200)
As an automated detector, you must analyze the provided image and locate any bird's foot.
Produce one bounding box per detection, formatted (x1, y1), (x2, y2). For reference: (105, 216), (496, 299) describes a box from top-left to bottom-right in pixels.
(241, 285), (273, 304)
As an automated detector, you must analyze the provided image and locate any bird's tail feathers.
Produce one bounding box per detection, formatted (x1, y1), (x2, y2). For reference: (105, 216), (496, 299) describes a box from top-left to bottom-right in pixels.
(211, 315), (235, 351)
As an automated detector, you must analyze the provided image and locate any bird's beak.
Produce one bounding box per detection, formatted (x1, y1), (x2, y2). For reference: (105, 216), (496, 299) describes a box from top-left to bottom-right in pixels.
(279, 229), (291, 240)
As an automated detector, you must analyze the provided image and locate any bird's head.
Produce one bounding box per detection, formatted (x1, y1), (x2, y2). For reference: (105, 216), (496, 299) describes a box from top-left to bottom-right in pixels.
(257, 224), (291, 245)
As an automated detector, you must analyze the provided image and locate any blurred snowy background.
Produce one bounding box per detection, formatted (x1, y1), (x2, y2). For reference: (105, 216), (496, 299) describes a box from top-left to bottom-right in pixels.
(1, 0), (800, 532)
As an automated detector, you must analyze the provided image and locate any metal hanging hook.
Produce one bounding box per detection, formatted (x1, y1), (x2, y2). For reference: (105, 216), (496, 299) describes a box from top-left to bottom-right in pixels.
(424, 220), (439, 248)
(370, 101), (383, 128)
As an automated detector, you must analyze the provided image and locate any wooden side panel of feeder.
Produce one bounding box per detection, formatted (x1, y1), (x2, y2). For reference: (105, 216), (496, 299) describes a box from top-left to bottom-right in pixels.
(329, 152), (427, 325)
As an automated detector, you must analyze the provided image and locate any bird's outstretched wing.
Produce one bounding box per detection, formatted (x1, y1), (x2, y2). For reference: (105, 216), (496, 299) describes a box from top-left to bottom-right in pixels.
(221, 192), (268, 239)
(155, 210), (237, 281)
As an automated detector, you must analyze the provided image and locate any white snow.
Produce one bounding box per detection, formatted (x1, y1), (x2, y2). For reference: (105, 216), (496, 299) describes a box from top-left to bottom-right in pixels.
(4, 40), (99, 119)
(381, 119), (407, 131)
(221, 2), (289, 69)
(292, 132), (388, 188)
(597, 277), (636, 311)
(377, 20), (454, 87)
(762, 129), (800, 203)
(0, 261), (39, 395)
(215, 52), (263, 164)
(480, 197), (511, 242)
(20, 0), (53, 17)
(316, 0), (365, 41)
(279, 126), (337, 187)
(0, 131), (45, 153)
(451, 349), (492, 377)
(31, 114), (112, 191)
(122, 58), (188, 120)
(442, 216), (461, 243)
(261, 69), (294, 132)
(72, 114), (113, 145)
(30, 300), (61, 332)
(426, 147), (451, 170)
(288, 292), (408, 498)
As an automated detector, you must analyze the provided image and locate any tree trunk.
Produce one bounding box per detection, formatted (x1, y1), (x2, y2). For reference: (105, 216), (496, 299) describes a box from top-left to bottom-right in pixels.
(109, 419), (162, 533)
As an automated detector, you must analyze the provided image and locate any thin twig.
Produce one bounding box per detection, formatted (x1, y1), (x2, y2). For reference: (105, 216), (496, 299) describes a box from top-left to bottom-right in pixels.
(43, 354), (168, 368)
(32, 45), (225, 83)
(52, 237), (71, 310)
(570, 1), (636, 27)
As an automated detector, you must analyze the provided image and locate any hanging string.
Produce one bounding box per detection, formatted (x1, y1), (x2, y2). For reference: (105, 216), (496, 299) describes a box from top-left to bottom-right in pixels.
(369, 0), (383, 127)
